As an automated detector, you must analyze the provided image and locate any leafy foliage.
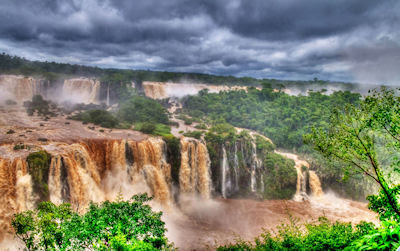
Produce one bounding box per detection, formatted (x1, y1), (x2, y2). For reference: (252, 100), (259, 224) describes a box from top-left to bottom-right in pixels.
(24, 95), (58, 117)
(348, 220), (400, 251)
(218, 217), (375, 251)
(305, 87), (400, 220)
(71, 109), (119, 128)
(12, 194), (172, 250)
(163, 135), (181, 186)
(118, 96), (169, 125)
(26, 151), (51, 201)
(183, 130), (203, 139)
(182, 87), (360, 149)
(263, 152), (297, 199)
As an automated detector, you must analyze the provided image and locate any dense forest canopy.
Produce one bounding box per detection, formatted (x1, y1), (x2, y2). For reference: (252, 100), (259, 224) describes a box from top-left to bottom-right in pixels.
(181, 85), (361, 151)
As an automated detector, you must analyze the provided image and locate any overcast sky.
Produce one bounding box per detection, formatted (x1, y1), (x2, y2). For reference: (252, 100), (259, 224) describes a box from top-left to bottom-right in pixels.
(0, 0), (399, 84)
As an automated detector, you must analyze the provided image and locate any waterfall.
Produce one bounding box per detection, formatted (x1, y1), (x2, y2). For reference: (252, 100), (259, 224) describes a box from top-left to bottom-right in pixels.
(221, 145), (229, 198)
(233, 143), (239, 191)
(250, 142), (259, 192)
(309, 171), (323, 197)
(260, 174), (265, 193)
(0, 158), (35, 241)
(142, 82), (167, 99)
(106, 84), (110, 106)
(45, 138), (174, 209)
(274, 151), (323, 201)
(62, 78), (101, 104)
(0, 75), (44, 104)
(293, 165), (308, 201)
(179, 137), (211, 199)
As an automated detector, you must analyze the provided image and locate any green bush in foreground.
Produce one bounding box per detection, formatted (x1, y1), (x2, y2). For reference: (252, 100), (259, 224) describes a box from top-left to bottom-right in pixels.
(12, 194), (173, 250)
(218, 217), (375, 251)
(348, 220), (400, 251)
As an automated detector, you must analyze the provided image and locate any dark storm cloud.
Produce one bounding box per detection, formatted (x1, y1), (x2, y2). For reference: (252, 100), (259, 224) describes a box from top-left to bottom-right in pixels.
(0, 0), (399, 84)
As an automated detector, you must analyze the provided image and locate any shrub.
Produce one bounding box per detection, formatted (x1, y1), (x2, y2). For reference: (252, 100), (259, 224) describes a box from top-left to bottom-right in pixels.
(177, 114), (194, 125)
(195, 123), (207, 130)
(138, 122), (156, 134)
(71, 109), (119, 128)
(25, 95), (58, 117)
(153, 123), (172, 137)
(348, 220), (400, 250)
(255, 135), (275, 153)
(218, 217), (375, 251)
(118, 96), (169, 125)
(14, 143), (29, 150)
(5, 99), (17, 105)
(169, 121), (179, 127)
(12, 194), (172, 250)
(183, 130), (203, 139)
(6, 129), (15, 134)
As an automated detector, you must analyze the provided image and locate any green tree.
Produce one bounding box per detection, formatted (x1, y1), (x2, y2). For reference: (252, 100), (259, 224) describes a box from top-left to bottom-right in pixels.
(12, 194), (172, 250)
(305, 88), (400, 220)
(118, 96), (169, 125)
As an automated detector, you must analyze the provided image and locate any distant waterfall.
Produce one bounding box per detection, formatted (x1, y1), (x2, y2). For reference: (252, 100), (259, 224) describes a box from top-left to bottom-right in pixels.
(62, 78), (100, 104)
(250, 142), (261, 192)
(221, 146), (229, 198)
(106, 84), (110, 106)
(260, 174), (265, 193)
(0, 75), (45, 104)
(233, 143), (239, 192)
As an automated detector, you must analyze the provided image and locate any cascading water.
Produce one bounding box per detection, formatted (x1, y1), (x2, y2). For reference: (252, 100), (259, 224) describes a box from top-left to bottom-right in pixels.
(0, 75), (45, 104)
(275, 151), (323, 201)
(250, 142), (260, 192)
(293, 165), (308, 201)
(106, 84), (110, 106)
(309, 170), (323, 197)
(233, 143), (239, 192)
(221, 145), (229, 198)
(62, 78), (101, 104)
(0, 135), (214, 240)
(0, 158), (34, 241)
(180, 137), (211, 199)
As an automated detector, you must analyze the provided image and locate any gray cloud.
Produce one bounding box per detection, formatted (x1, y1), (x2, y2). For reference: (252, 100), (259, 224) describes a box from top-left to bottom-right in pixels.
(0, 0), (399, 84)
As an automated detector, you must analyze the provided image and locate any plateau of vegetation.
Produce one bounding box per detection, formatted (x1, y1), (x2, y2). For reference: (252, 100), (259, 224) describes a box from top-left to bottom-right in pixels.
(181, 84), (365, 199)
(68, 94), (172, 136)
(182, 84), (361, 150)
